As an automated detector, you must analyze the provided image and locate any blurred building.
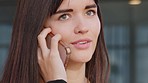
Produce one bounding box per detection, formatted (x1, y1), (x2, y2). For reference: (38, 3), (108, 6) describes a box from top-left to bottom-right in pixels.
(101, 0), (148, 83)
(0, 0), (148, 83)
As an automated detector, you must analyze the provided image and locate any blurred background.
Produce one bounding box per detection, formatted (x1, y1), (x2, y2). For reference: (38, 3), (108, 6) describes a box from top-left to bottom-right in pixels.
(0, 0), (148, 83)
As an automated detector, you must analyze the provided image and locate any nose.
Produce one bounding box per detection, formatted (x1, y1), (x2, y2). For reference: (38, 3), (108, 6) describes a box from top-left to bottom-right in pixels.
(74, 17), (89, 34)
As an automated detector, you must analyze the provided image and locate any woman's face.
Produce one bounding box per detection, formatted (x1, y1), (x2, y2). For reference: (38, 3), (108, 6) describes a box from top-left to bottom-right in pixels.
(44, 0), (101, 63)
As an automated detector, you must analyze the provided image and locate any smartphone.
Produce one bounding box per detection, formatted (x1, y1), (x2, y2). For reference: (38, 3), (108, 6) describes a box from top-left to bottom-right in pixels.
(48, 32), (71, 68)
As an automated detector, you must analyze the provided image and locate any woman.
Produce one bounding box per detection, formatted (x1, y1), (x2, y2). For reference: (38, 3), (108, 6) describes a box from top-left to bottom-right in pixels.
(1, 0), (109, 83)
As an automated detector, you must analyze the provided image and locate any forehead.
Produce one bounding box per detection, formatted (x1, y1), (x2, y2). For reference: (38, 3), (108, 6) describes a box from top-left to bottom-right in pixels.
(57, 0), (95, 10)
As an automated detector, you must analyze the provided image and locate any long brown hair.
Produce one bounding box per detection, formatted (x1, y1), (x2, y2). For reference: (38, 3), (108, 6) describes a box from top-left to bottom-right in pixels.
(1, 0), (109, 83)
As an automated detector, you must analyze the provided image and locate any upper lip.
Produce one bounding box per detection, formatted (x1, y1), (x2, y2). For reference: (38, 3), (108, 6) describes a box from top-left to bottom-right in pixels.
(71, 38), (92, 44)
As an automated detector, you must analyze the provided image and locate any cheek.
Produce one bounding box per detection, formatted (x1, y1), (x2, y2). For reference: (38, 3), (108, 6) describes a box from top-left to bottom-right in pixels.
(95, 21), (101, 36)
(50, 21), (74, 33)
(90, 18), (101, 37)
(49, 21), (75, 43)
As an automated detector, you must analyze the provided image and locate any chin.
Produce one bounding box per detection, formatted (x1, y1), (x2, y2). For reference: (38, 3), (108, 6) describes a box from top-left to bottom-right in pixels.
(69, 50), (94, 63)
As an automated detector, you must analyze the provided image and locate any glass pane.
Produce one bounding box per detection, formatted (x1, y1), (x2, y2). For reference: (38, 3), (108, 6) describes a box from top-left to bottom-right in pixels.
(0, 25), (12, 44)
(0, 48), (8, 78)
(136, 47), (148, 83)
(136, 25), (148, 45)
(104, 25), (129, 46)
(108, 48), (130, 83)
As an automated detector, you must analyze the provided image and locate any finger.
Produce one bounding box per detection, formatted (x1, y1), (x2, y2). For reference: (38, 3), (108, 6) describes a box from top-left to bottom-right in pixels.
(37, 47), (42, 63)
(37, 28), (51, 52)
(50, 34), (62, 54)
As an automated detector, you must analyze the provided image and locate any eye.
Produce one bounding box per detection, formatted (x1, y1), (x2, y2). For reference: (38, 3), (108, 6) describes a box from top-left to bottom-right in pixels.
(58, 14), (70, 21)
(85, 10), (96, 16)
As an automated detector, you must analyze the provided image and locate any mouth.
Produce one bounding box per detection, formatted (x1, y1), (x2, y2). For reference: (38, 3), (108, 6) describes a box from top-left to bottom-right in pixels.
(71, 39), (92, 49)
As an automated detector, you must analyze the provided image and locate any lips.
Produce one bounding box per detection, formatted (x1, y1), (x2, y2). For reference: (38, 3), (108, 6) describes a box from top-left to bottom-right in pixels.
(71, 39), (92, 49)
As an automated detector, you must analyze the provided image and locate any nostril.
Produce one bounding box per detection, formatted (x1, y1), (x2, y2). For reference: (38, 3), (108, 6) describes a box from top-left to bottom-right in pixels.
(77, 30), (88, 34)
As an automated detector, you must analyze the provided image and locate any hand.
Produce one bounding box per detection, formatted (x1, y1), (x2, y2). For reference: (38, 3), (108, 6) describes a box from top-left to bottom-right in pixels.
(37, 28), (67, 82)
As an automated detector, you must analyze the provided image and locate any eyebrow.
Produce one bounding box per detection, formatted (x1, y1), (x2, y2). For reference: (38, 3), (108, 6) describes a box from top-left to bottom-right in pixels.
(55, 4), (97, 14)
(85, 4), (97, 9)
(55, 9), (73, 14)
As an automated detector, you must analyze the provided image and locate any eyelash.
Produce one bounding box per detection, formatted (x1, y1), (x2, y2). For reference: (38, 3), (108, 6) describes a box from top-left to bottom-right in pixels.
(57, 9), (97, 21)
(58, 14), (71, 21)
(85, 10), (96, 16)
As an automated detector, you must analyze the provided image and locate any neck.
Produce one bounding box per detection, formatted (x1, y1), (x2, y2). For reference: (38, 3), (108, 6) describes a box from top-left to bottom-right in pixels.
(66, 61), (87, 83)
